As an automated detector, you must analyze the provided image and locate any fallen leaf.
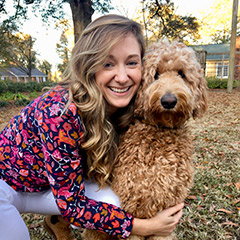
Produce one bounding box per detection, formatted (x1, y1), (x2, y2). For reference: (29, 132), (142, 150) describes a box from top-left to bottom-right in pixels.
(217, 208), (233, 214)
(29, 223), (42, 228)
(203, 185), (209, 190)
(209, 205), (216, 212)
(197, 205), (203, 210)
(226, 234), (234, 239)
(201, 218), (207, 224)
(187, 195), (204, 201)
(222, 221), (239, 227)
(234, 182), (240, 190)
(187, 195), (197, 200)
(232, 199), (240, 205)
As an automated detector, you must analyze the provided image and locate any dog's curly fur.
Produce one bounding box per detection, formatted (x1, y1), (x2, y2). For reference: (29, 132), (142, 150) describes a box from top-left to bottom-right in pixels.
(82, 40), (207, 240)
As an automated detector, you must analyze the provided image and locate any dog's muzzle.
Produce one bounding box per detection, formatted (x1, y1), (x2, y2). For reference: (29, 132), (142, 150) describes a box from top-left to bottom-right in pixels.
(161, 93), (177, 109)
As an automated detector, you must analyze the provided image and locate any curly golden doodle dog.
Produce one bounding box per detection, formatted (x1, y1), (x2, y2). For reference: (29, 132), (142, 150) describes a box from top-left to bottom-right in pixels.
(82, 40), (208, 240)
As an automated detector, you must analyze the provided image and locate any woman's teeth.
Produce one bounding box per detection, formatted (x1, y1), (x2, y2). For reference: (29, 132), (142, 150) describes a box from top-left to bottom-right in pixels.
(110, 87), (130, 93)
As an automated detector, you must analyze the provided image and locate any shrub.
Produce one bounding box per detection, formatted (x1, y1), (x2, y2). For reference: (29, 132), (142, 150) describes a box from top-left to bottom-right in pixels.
(0, 81), (9, 94)
(0, 100), (8, 108)
(15, 98), (30, 106)
(206, 77), (238, 89)
(0, 80), (57, 94)
(0, 92), (30, 107)
(29, 91), (40, 99)
(0, 92), (15, 101)
(0, 81), (57, 108)
(0, 92), (29, 101)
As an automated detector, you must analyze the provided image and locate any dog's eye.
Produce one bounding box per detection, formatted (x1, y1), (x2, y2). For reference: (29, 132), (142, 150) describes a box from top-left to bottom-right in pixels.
(154, 71), (160, 80)
(178, 70), (186, 79)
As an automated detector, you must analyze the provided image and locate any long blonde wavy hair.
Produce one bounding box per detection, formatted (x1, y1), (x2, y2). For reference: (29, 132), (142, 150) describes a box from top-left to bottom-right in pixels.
(60, 14), (145, 188)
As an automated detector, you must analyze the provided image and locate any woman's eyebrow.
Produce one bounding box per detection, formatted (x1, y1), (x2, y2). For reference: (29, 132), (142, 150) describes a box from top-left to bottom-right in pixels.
(107, 54), (141, 61)
(127, 54), (141, 59)
(107, 54), (141, 60)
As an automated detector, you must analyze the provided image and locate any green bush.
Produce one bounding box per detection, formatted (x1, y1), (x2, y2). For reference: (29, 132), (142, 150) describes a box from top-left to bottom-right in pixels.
(0, 80), (57, 94)
(29, 91), (40, 99)
(0, 81), (9, 94)
(0, 92), (15, 101)
(206, 77), (238, 89)
(0, 92), (30, 107)
(15, 98), (30, 106)
(0, 100), (8, 108)
(0, 81), (57, 108)
(0, 92), (29, 101)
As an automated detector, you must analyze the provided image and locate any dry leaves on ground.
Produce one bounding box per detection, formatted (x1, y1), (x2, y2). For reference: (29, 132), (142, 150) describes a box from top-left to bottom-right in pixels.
(0, 89), (239, 239)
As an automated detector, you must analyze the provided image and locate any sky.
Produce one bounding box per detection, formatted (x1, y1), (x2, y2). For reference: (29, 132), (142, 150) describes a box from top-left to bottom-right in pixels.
(17, 0), (219, 71)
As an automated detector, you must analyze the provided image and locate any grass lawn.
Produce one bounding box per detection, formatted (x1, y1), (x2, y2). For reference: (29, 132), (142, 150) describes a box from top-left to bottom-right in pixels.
(0, 89), (239, 240)
(176, 89), (240, 240)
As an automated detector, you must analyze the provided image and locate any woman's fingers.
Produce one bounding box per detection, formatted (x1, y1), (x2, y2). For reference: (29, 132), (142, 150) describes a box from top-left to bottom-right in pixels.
(132, 203), (185, 237)
(158, 203), (184, 225)
(167, 203), (184, 216)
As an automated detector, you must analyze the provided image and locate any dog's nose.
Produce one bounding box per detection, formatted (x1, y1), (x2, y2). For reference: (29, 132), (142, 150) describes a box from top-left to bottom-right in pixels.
(161, 93), (177, 109)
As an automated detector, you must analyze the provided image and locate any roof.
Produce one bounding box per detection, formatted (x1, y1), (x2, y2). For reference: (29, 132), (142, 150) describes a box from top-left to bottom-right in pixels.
(192, 43), (230, 61)
(0, 67), (47, 77)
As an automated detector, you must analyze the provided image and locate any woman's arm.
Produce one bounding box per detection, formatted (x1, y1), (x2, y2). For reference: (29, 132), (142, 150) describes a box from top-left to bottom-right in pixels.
(38, 89), (134, 238)
(132, 203), (184, 237)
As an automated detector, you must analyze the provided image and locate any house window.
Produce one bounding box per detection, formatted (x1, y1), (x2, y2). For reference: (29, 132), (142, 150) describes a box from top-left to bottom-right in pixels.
(216, 63), (228, 78)
(223, 65), (228, 77)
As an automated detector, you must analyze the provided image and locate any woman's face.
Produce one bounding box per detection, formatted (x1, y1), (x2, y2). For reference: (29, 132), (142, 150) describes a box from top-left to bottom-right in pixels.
(95, 33), (142, 114)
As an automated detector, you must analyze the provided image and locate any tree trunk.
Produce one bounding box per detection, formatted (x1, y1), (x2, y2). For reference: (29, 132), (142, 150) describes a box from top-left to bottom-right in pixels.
(27, 35), (32, 81)
(69, 0), (94, 43)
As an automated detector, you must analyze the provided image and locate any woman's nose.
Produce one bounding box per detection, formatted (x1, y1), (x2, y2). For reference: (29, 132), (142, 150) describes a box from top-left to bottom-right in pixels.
(115, 66), (129, 83)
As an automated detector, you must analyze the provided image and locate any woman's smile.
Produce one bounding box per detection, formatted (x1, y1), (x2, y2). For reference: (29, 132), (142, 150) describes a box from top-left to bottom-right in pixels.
(109, 86), (131, 94)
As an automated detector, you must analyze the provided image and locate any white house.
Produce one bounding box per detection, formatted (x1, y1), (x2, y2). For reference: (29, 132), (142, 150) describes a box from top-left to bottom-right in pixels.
(193, 43), (230, 79)
(0, 67), (48, 83)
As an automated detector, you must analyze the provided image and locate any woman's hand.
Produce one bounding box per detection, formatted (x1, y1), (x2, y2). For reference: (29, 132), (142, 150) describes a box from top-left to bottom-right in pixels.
(131, 203), (184, 237)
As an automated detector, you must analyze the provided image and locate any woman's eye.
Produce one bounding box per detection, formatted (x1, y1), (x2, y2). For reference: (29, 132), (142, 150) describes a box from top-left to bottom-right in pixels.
(103, 62), (113, 68)
(128, 61), (138, 66)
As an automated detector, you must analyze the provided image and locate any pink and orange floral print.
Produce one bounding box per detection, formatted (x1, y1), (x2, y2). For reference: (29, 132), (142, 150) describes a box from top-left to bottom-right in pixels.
(0, 85), (133, 239)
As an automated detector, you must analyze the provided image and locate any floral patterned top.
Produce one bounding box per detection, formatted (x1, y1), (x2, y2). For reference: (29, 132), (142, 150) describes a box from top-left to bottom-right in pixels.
(0, 85), (133, 239)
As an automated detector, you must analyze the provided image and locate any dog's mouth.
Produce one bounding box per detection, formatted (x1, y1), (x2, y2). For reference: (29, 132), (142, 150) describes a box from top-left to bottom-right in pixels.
(148, 110), (189, 128)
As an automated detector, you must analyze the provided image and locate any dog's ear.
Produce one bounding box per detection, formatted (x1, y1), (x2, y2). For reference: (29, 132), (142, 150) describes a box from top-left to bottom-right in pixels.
(134, 44), (163, 118)
(192, 74), (208, 118)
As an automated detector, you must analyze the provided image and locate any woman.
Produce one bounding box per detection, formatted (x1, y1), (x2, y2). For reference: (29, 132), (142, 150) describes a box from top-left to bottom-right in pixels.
(0, 14), (184, 240)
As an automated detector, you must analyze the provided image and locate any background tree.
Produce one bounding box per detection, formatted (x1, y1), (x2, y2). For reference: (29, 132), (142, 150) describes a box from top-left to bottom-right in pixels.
(136, 0), (200, 44)
(0, 32), (38, 79)
(197, 0), (239, 44)
(0, 0), (113, 43)
(0, 25), (14, 69)
(38, 59), (52, 79)
(56, 31), (71, 75)
(55, 19), (73, 75)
